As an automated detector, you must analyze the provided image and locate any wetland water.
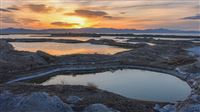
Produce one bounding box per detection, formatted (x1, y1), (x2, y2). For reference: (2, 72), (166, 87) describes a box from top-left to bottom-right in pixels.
(11, 42), (128, 55)
(2, 34), (192, 102)
(41, 69), (191, 102)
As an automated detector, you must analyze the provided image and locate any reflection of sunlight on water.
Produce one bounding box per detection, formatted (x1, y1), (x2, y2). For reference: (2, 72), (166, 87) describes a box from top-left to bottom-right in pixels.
(1, 34), (95, 41)
(11, 42), (128, 56)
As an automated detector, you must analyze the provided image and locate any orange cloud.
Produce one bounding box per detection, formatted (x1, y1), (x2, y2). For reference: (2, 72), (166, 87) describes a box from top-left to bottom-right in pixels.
(26, 4), (53, 13)
(65, 10), (107, 18)
(103, 16), (122, 20)
(19, 18), (40, 24)
(0, 8), (11, 12)
(51, 22), (79, 27)
(7, 5), (20, 11)
(1, 0), (199, 30)
(0, 15), (18, 23)
(64, 9), (123, 22)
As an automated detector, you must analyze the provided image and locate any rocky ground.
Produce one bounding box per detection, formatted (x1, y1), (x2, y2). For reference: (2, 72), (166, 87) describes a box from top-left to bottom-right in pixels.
(0, 38), (197, 83)
(0, 37), (200, 112)
(0, 83), (157, 112)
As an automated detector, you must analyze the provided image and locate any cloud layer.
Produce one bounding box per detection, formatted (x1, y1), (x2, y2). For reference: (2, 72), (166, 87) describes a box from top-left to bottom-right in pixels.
(0, 8), (11, 12)
(51, 22), (78, 27)
(183, 14), (200, 20)
(0, 16), (18, 23)
(0, 0), (199, 30)
(65, 9), (121, 20)
(26, 4), (53, 13)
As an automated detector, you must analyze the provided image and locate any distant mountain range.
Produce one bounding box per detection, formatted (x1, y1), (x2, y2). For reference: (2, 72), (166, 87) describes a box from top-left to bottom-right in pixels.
(0, 28), (200, 34)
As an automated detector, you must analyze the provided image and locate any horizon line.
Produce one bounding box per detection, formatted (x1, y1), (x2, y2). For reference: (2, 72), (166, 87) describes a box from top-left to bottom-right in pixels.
(1, 27), (200, 32)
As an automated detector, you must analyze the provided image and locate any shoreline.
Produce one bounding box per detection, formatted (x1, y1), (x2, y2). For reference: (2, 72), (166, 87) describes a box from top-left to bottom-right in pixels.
(1, 33), (200, 38)
(6, 64), (181, 84)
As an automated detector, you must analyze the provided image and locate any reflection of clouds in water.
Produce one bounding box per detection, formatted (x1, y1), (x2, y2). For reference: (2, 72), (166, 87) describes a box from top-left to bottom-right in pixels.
(42, 69), (191, 102)
(11, 42), (128, 56)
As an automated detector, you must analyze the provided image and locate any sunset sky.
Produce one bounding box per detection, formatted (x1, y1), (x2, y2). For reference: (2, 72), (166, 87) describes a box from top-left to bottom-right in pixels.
(0, 0), (200, 30)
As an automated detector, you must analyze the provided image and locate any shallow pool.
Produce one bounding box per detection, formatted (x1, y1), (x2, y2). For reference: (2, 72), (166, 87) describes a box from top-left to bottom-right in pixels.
(42, 69), (191, 102)
(11, 42), (128, 56)
(1, 34), (94, 41)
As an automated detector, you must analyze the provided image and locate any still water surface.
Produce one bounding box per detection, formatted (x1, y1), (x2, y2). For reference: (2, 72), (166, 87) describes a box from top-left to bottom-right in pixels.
(42, 69), (191, 102)
(11, 42), (128, 55)
(1, 34), (93, 41)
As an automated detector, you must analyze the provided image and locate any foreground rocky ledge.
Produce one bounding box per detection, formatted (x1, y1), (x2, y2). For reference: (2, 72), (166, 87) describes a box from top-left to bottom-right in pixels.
(0, 84), (156, 112)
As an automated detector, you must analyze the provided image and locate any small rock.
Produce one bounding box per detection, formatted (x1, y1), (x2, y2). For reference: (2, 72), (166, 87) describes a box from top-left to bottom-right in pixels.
(190, 95), (200, 103)
(0, 40), (14, 52)
(36, 50), (55, 62)
(0, 92), (73, 112)
(0, 91), (23, 112)
(154, 104), (161, 110)
(82, 104), (119, 112)
(158, 104), (176, 112)
(163, 104), (176, 111)
(180, 104), (200, 112)
(67, 96), (82, 104)
(188, 46), (200, 57)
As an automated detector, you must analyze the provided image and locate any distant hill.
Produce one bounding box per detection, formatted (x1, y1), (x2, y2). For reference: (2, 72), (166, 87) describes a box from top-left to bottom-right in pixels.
(0, 28), (200, 34)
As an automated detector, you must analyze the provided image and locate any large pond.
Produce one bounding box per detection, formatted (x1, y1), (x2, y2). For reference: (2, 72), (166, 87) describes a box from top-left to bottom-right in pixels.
(11, 42), (128, 55)
(42, 69), (191, 103)
(1, 34), (94, 41)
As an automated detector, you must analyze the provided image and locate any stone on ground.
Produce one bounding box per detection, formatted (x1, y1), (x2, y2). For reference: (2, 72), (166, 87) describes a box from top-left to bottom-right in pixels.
(0, 91), (73, 112)
(82, 103), (119, 112)
(67, 96), (82, 104)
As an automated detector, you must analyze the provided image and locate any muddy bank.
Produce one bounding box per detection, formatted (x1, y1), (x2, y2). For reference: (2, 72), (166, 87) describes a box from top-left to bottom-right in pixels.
(0, 41), (49, 74)
(127, 37), (195, 47)
(0, 38), (197, 83)
(2, 36), (198, 49)
(0, 41), (196, 83)
(50, 33), (200, 38)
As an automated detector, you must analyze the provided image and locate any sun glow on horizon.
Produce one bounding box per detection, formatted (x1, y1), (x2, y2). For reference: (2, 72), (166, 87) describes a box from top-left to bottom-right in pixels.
(0, 0), (199, 30)
(64, 16), (88, 28)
